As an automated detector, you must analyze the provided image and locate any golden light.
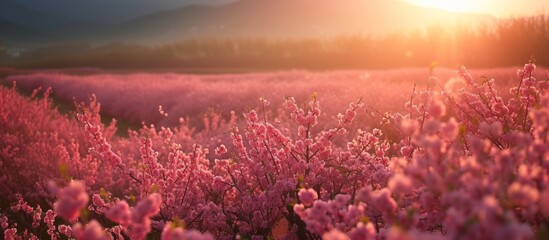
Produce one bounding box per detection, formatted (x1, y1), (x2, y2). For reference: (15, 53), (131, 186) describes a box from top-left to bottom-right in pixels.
(402, 0), (483, 13)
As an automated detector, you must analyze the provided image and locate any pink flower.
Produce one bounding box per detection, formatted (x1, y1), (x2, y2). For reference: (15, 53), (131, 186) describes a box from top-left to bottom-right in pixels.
(44, 210), (56, 235)
(371, 188), (397, 213)
(298, 188), (318, 207)
(54, 181), (89, 221)
(105, 201), (131, 226)
(58, 225), (73, 237)
(388, 173), (414, 195)
(507, 182), (539, 206)
(293, 204), (306, 218)
(247, 110), (259, 122)
(158, 105), (169, 117)
(214, 144), (227, 156)
(428, 100), (446, 118)
(4, 228), (17, 240)
(440, 118), (458, 141)
(400, 119), (418, 135)
(0, 216), (8, 230)
(32, 206), (42, 228)
(91, 194), (107, 208)
(72, 220), (107, 240)
(129, 193), (163, 240)
(524, 63), (536, 73)
(348, 222), (376, 240)
(334, 194), (351, 207)
(132, 193), (162, 222)
(162, 222), (215, 240)
(458, 66), (474, 85)
(322, 229), (350, 240)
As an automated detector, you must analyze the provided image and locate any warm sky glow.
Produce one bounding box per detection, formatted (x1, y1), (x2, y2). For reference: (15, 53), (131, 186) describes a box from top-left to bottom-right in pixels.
(401, 0), (548, 17)
(405, 0), (481, 13)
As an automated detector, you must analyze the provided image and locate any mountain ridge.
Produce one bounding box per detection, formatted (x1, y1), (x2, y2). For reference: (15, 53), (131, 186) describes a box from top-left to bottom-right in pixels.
(113, 0), (495, 42)
(0, 0), (496, 45)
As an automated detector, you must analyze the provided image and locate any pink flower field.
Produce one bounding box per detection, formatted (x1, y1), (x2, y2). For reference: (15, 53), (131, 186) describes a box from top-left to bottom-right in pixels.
(1, 64), (549, 239)
(7, 67), (544, 128)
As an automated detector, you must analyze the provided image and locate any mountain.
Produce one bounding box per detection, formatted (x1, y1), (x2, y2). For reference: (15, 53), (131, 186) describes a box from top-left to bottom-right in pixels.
(0, 0), (238, 44)
(0, 0), (495, 45)
(0, 0), (53, 44)
(113, 0), (495, 42)
(0, 0), (109, 44)
(14, 0), (238, 23)
(0, 0), (70, 30)
(0, 17), (48, 43)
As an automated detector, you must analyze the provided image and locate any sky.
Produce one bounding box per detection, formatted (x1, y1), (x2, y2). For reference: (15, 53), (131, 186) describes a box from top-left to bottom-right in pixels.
(401, 0), (548, 17)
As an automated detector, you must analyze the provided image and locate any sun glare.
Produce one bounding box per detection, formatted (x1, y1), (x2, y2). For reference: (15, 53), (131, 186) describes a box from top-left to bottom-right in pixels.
(404, 0), (482, 13)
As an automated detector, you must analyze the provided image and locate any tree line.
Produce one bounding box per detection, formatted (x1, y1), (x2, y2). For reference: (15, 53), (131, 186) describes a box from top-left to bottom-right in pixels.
(1, 15), (548, 70)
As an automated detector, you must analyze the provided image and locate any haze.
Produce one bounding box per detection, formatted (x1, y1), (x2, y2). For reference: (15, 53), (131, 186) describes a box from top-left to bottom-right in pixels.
(401, 0), (547, 17)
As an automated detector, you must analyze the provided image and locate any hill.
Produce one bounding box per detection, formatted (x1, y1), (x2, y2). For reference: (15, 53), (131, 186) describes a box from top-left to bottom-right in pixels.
(114, 0), (494, 42)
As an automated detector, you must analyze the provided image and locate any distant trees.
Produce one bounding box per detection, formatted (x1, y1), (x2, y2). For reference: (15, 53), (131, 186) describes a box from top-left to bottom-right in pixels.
(4, 15), (549, 69)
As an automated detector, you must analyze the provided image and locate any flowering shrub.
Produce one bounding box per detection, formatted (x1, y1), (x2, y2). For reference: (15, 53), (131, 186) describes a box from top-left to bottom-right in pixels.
(293, 63), (549, 239)
(1, 63), (548, 239)
(0, 83), (102, 201)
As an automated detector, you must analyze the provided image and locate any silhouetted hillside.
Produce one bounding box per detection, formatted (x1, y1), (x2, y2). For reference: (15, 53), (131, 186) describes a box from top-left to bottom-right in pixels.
(0, 18), (48, 42)
(114, 0), (493, 42)
(0, 0), (494, 45)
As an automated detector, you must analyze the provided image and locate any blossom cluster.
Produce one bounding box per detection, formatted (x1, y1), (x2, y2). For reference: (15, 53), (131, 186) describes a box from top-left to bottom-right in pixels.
(1, 62), (548, 239)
